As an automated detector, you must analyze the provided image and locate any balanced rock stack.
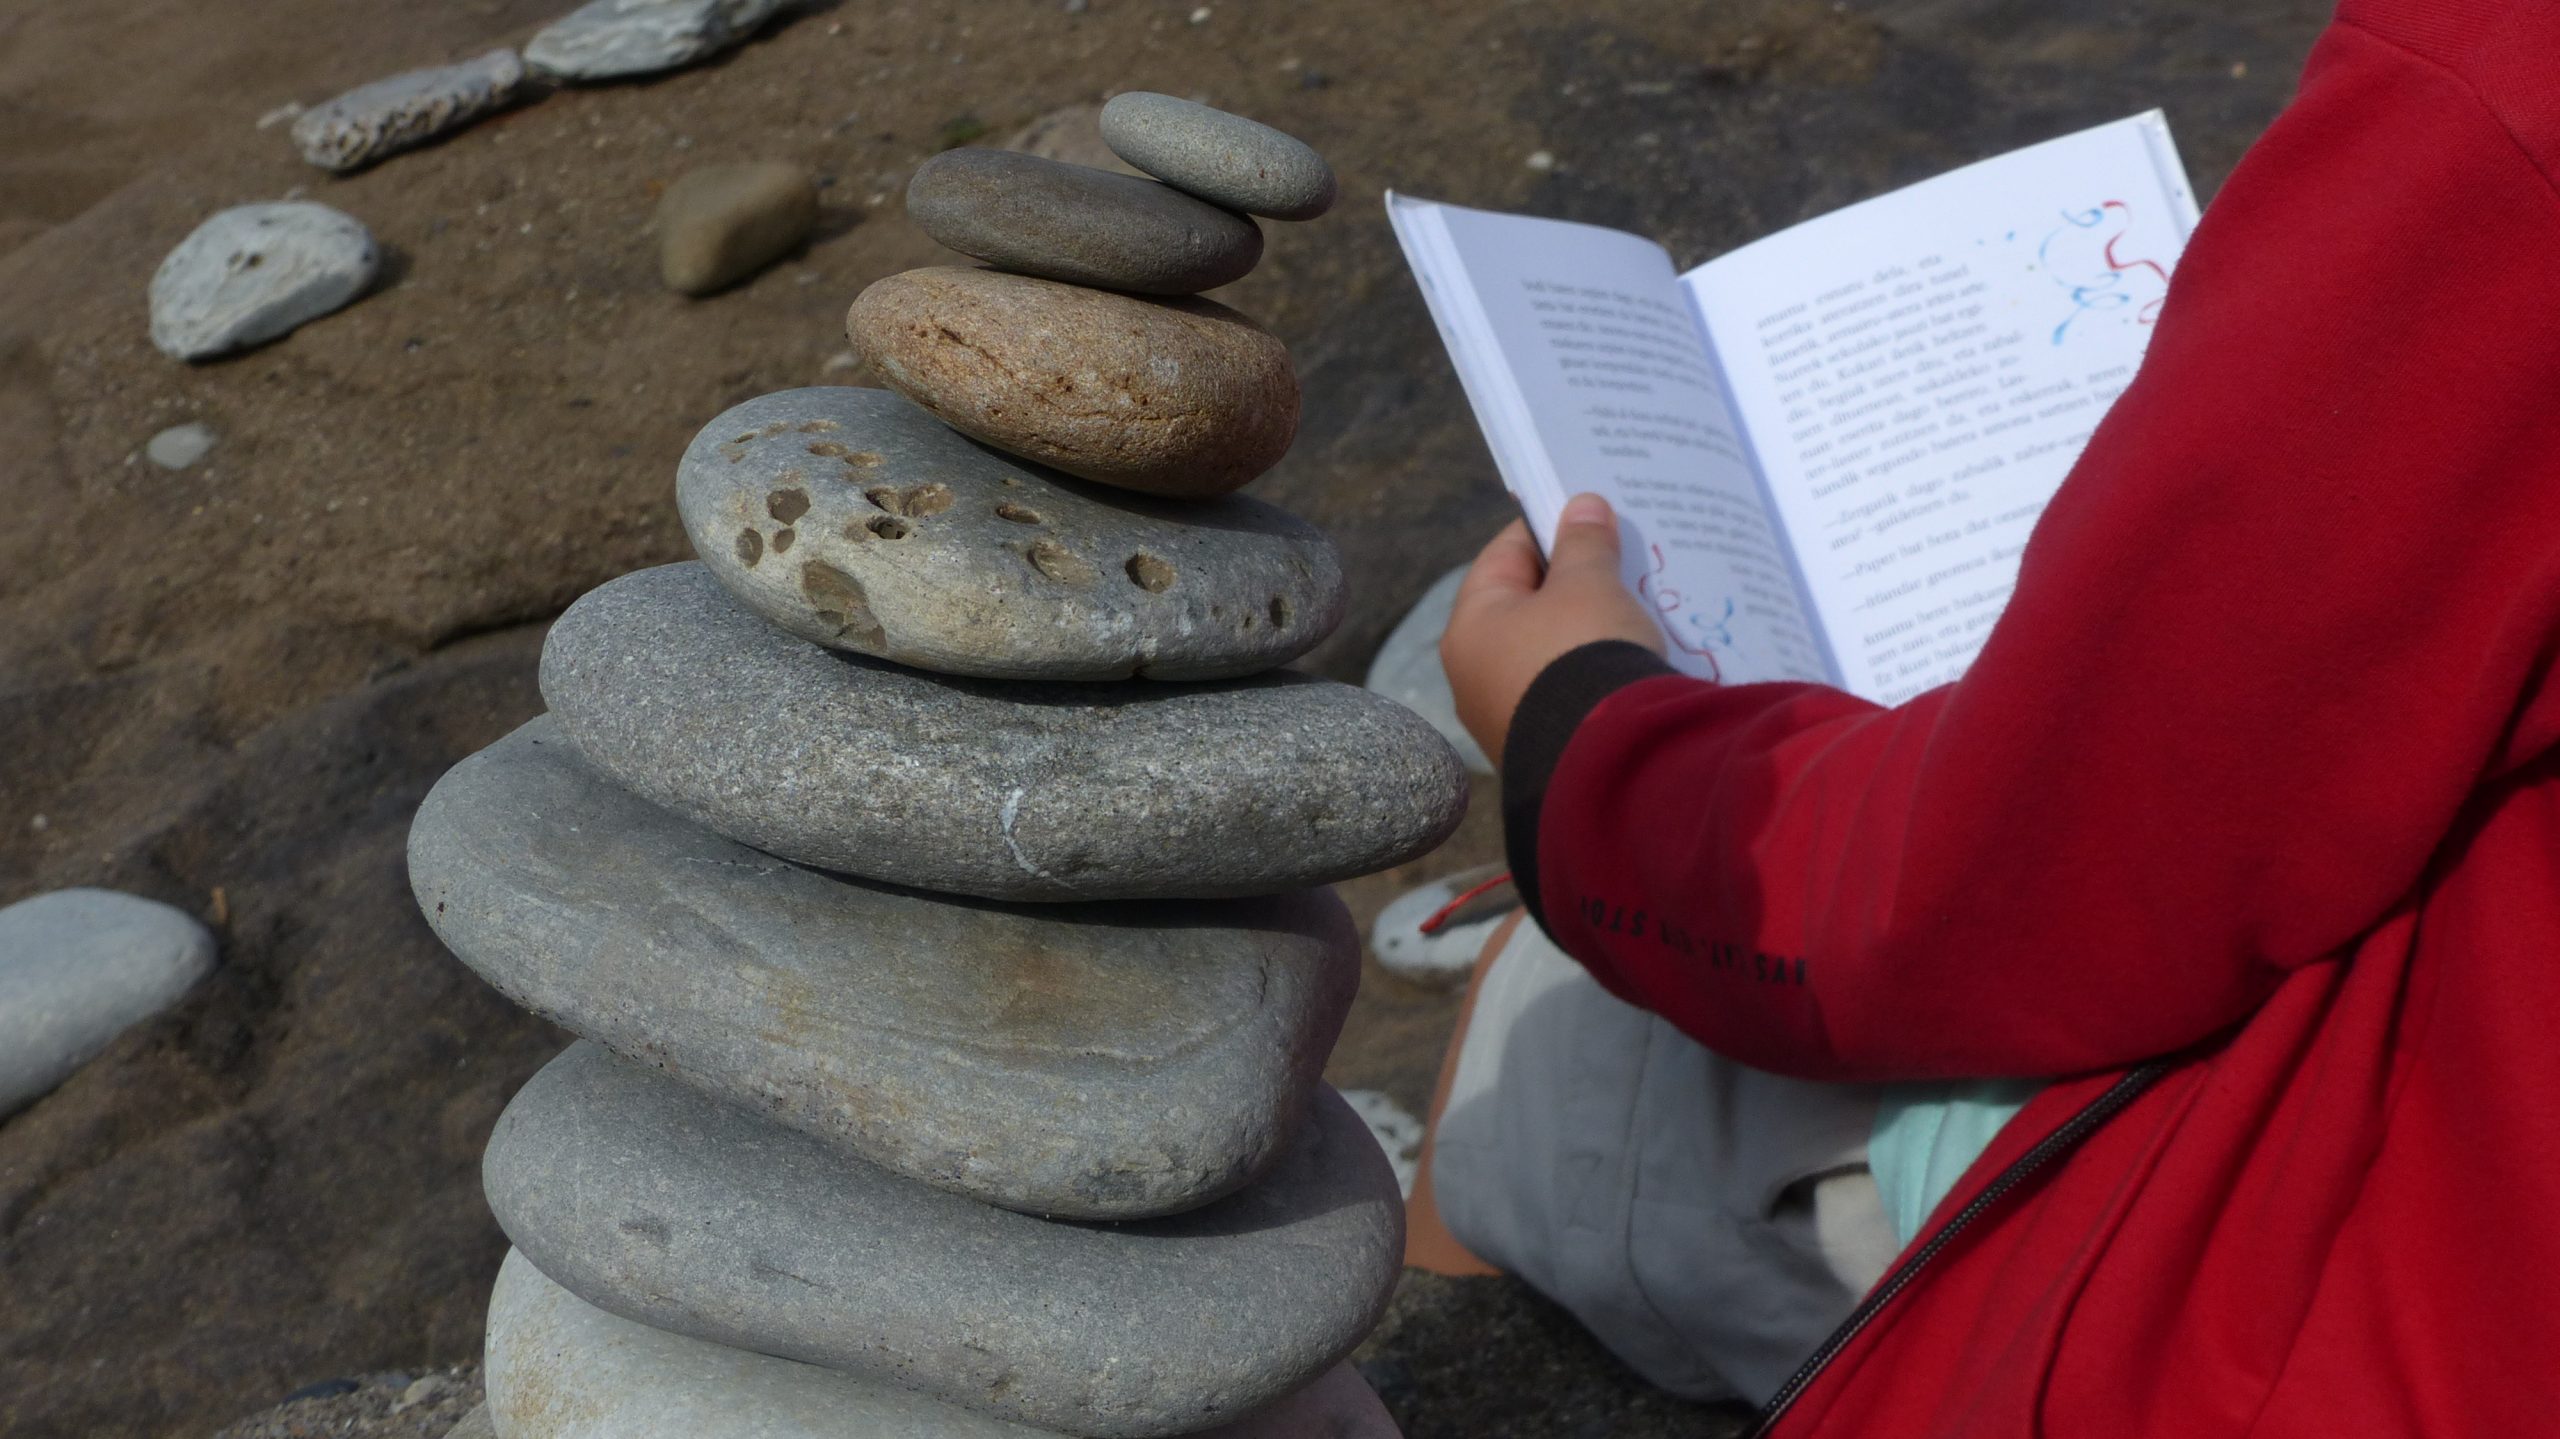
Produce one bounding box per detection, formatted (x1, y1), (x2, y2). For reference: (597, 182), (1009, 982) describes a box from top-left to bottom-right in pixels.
(410, 95), (1464, 1439)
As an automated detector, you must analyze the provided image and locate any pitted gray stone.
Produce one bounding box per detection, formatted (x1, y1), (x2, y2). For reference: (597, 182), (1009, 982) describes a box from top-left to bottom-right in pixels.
(290, 50), (525, 172)
(411, 718), (1359, 1219)
(907, 148), (1262, 295)
(483, 1044), (1404, 1437)
(148, 203), (378, 360)
(1099, 93), (1337, 221)
(539, 564), (1467, 901)
(678, 387), (1342, 681)
(525, 0), (782, 80)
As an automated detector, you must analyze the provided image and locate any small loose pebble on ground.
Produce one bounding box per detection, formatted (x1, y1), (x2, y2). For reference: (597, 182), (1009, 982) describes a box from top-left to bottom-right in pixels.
(145, 421), (217, 470)
(0, 888), (218, 1116)
(526, 0), (786, 81)
(656, 161), (817, 295)
(291, 50), (525, 172)
(1341, 1088), (1425, 1197)
(149, 202), (378, 360)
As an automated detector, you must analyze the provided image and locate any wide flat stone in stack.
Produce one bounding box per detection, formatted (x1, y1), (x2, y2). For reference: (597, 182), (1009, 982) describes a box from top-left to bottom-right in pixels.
(410, 93), (1452, 1438)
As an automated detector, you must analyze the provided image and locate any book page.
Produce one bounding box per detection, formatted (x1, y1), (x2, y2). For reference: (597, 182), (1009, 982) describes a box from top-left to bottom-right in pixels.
(1389, 194), (1829, 685)
(1684, 112), (2198, 704)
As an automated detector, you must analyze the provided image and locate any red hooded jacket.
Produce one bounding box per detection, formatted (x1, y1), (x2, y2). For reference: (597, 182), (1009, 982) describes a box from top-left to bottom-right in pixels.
(1503, 2), (2560, 1433)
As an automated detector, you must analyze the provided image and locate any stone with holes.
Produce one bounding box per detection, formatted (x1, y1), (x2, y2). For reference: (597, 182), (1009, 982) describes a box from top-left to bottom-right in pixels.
(148, 202), (378, 360)
(677, 387), (1342, 681)
(539, 564), (1467, 901)
(1099, 93), (1338, 221)
(483, 1043), (1404, 1437)
(289, 49), (525, 172)
(485, 1247), (1403, 1438)
(906, 147), (1262, 295)
(410, 716), (1359, 1218)
(847, 267), (1297, 498)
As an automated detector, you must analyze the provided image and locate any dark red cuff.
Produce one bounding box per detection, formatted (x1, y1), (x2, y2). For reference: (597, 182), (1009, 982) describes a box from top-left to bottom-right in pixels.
(1500, 640), (1678, 937)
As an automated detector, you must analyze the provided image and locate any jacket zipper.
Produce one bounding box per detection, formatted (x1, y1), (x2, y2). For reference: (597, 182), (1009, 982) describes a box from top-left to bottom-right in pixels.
(1740, 1059), (2176, 1438)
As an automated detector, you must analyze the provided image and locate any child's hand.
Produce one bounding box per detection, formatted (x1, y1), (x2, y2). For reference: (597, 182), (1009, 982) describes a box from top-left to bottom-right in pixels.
(1442, 493), (1666, 766)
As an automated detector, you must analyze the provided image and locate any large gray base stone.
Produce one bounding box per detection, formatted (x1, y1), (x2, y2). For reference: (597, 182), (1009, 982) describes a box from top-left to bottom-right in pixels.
(483, 1044), (1404, 1437)
(412, 717), (1358, 1219)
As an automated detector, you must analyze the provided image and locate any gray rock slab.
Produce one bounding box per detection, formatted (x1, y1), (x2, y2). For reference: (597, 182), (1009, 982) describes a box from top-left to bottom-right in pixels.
(1363, 564), (1490, 774)
(145, 421), (217, 471)
(290, 50), (525, 172)
(446, 1406), (497, 1439)
(0, 888), (217, 1116)
(411, 717), (1359, 1219)
(525, 0), (783, 80)
(907, 148), (1261, 295)
(487, 1249), (1399, 1439)
(657, 162), (817, 295)
(1099, 94), (1336, 221)
(148, 202), (379, 361)
(484, 1044), (1404, 1438)
(539, 564), (1468, 901)
(677, 386), (1343, 681)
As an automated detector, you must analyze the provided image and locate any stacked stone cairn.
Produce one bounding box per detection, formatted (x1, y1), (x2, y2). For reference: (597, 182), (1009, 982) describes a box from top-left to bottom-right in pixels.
(409, 94), (1467, 1439)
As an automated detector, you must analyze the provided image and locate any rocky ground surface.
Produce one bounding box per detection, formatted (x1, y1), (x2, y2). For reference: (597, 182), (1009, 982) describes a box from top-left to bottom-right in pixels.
(0, 0), (2326, 1434)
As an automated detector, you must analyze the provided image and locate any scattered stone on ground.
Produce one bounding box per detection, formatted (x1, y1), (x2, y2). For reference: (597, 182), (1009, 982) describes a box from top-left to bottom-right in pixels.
(1368, 864), (1514, 988)
(1366, 563), (1491, 774)
(907, 147), (1263, 295)
(1101, 91), (1338, 221)
(444, 1406), (495, 1439)
(144, 420), (218, 470)
(412, 717), (1361, 1218)
(289, 50), (526, 172)
(850, 267), (1298, 497)
(524, 0), (784, 81)
(483, 1043), (1405, 1437)
(655, 160), (818, 295)
(675, 386), (1344, 680)
(1342, 1087), (1426, 1197)
(0, 888), (217, 1116)
(539, 565), (1469, 901)
(206, 1364), (483, 1439)
(147, 201), (378, 360)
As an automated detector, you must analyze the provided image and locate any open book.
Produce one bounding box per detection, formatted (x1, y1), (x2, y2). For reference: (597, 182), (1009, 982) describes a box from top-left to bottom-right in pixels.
(1390, 112), (2199, 704)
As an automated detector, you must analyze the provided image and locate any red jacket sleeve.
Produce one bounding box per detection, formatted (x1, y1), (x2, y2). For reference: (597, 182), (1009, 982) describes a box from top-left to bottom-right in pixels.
(1513, 9), (2560, 1082)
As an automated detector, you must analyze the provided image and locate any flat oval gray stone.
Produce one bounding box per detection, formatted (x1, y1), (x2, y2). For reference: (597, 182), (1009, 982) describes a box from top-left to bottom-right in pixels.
(1099, 94), (1336, 221)
(487, 1249), (1402, 1438)
(0, 888), (217, 1116)
(411, 717), (1359, 1219)
(678, 387), (1344, 681)
(484, 1044), (1404, 1437)
(907, 148), (1262, 296)
(525, 0), (783, 80)
(540, 564), (1468, 901)
(290, 49), (525, 173)
(148, 202), (379, 361)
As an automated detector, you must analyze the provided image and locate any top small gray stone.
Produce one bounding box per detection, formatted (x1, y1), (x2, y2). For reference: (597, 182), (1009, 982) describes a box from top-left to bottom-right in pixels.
(149, 203), (379, 361)
(1100, 92), (1337, 221)
(1, 888), (216, 1116)
(525, 0), (783, 80)
(290, 50), (525, 172)
(908, 148), (1262, 295)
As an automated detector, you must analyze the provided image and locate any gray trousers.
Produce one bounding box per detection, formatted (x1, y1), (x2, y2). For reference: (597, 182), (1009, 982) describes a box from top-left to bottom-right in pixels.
(1429, 920), (1903, 1406)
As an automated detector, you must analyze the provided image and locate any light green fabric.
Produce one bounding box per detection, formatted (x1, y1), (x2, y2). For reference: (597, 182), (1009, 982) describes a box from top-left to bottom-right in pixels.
(1868, 1079), (2044, 1247)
